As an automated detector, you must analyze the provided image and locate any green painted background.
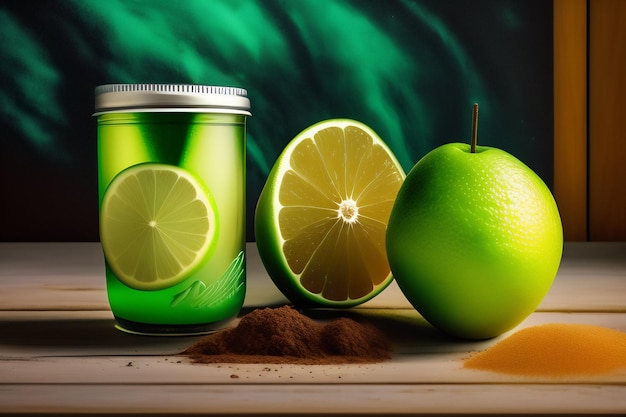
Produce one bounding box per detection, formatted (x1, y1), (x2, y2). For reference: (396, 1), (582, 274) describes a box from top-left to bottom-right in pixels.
(0, 0), (553, 241)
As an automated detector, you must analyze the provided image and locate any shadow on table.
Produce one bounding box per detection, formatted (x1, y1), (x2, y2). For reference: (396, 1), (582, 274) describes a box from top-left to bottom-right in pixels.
(0, 304), (493, 357)
(0, 315), (202, 355)
(302, 308), (495, 355)
(0, 302), (287, 356)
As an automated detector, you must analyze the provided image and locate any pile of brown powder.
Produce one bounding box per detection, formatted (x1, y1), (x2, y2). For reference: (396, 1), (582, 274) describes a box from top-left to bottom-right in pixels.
(464, 323), (626, 376)
(183, 306), (391, 364)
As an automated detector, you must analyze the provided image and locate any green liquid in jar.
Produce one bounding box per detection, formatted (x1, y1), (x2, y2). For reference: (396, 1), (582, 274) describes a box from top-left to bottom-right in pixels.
(97, 111), (247, 335)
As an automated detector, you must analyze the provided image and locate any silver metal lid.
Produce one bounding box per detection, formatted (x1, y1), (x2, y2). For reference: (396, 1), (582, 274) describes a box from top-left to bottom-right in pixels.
(94, 84), (251, 115)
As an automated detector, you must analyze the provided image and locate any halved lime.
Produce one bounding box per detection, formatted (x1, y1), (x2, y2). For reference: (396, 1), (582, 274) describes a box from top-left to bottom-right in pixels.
(255, 119), (406, 307)
(100, 163), (218, 291)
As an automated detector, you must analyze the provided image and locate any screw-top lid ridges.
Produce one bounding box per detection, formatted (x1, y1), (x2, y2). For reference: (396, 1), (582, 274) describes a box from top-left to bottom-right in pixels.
(94, 83), (251, 115)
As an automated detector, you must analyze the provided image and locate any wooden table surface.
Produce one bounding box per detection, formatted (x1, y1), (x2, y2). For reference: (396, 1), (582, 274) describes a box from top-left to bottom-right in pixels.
(1, 241), (625, 416)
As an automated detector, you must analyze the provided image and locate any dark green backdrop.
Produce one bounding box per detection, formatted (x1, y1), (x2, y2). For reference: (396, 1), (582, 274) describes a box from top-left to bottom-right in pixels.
(0, 0), (553, 241)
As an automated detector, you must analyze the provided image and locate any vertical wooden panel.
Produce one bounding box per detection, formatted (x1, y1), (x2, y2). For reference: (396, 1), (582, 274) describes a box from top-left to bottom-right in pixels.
(553, 0), (588, 241)
(589, 0), (626, 240)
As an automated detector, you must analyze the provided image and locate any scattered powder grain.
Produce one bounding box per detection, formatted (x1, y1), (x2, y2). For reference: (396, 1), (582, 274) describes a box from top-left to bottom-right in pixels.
(464, 323), (626, 376)
(183, 306), (391, 364)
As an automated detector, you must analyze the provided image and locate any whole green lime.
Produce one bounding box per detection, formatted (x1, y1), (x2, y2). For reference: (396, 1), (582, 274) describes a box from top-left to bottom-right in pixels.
(386, 143), (563, 339)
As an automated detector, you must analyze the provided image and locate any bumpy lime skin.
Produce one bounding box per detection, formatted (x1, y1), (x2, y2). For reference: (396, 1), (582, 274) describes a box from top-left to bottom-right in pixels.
(386, 143), (563, 339)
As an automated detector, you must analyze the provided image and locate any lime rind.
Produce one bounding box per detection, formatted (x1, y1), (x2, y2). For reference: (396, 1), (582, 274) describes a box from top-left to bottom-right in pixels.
(101, 163), (218, 291)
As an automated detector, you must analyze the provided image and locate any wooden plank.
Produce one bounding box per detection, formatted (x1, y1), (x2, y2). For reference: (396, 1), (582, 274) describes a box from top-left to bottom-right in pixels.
(0, 384), (624, 416)
(2, 354), (625, 385)
(589, 0), (626, 240)
(541, 241), (626, 312)
(553, 0), (588, 241)
(2, 310), (626, 415)
(0, 242), (109, 310)
(2, 243), (624, 312)
(0, 242), (289, 312)
(1, 242), (625, 416)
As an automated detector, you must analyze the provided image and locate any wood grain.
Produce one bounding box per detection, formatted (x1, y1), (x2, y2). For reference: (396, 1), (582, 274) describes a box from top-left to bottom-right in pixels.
(1, 384), (624, 416)
(1, 243), (625, 313)
(589, 0), (626, 240)
(554, 0), (588, 241)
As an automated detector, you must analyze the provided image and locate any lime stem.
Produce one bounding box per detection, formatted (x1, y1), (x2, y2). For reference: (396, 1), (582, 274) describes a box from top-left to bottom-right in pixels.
(471, 103), (479, 153)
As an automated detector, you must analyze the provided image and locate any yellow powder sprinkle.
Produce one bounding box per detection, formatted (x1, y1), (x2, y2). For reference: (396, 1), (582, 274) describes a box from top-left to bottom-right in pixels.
(464, 323), (626, 376)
